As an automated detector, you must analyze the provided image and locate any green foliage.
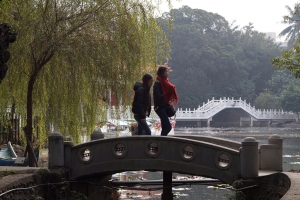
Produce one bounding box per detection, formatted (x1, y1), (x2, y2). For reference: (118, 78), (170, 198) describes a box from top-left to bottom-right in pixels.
(267, 69), (300, 95)
(254, 92), (281, 110)
(159, 6), (281, 108)
(0, 0), (171, 145)
(271, 41), (300, 113)
(279, 84), (300, 112)
(271, 40), (300, 78)
(236, 24), (280, 98)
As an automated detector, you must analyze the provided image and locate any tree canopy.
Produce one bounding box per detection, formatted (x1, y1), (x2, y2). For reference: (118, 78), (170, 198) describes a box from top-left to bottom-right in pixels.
(271, 41), (300, 78)
(158, 6), (281, 108)
(0, 0), (171, 165)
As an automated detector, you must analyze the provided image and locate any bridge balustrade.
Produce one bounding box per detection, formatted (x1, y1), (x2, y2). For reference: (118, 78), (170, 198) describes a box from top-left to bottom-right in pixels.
(175, 97), (297, 122)
(66, 136), (241, 184)
(102, 97), (298, 126)
(48, 132), (283, 185)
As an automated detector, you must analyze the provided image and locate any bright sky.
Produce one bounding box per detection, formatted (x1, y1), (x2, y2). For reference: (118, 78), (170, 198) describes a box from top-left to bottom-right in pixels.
(160, 0), (299, 41)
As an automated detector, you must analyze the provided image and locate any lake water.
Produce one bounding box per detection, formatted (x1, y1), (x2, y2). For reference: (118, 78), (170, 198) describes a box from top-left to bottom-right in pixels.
(116, 126), (300, 200)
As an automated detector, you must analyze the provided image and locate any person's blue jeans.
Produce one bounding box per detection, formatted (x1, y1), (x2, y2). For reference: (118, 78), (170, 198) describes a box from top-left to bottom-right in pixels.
(155, 107), (172, 136)
(134, 115), (151, 135)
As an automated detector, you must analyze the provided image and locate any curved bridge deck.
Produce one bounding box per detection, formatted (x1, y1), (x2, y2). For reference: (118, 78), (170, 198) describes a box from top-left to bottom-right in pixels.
(70, 136), (241, 184)
(47, 132), (284, 186)
(175, 97), (298, 121)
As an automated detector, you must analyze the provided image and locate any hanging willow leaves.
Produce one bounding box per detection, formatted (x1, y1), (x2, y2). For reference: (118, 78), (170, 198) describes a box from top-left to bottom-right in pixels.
(0, 0), (171, 166)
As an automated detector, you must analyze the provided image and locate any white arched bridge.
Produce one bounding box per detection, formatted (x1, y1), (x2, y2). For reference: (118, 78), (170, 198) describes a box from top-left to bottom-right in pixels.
(49, 132), (283, 185)
(176, 97), (296, 120)
(107, 97), (298, 127)
(175, 97), (298, 127)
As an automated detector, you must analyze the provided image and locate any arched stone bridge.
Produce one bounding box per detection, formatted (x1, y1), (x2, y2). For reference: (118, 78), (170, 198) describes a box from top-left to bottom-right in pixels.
(176, 97), (298, 121)
(106, 97), (299, 127)
(49, 133), (283, 185)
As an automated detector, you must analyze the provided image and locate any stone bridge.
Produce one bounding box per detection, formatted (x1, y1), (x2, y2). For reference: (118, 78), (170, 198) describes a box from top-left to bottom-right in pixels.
(49, 132), (283, 185)
(106, 97), (299, 127)
(176, 97), (297, 120)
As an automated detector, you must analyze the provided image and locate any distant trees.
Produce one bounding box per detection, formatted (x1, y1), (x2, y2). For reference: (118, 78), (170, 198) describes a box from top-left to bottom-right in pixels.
(268, 2), (300, 112)
(158, 6), (281, 108)
(279, 84), (300, 112)
(271, 40), (300, 112)
(271, 37), (300, 77)
(254, 92), (280, 110)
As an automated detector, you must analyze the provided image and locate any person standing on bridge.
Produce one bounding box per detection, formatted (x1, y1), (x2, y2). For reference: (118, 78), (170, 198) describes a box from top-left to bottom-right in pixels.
(132, 73), (153, 135)
(153, 64), (178, 136)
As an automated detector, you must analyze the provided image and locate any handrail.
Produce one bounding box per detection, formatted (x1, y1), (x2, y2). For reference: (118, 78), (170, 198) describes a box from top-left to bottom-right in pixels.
(105, 97), (298, 121)
(175, 97), (297, 120)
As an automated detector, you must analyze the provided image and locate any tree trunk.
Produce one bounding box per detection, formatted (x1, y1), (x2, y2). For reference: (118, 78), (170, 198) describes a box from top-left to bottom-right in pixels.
(26, 77), (37, 167)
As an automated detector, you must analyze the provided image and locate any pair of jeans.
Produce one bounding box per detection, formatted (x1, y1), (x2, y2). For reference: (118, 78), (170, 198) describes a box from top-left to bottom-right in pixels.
(134, 115), (151, 135)
(155, 107), (172, 136)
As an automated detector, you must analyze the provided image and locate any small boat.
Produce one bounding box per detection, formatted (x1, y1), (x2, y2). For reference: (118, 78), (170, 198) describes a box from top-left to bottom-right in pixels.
(0, 141), (39, 166)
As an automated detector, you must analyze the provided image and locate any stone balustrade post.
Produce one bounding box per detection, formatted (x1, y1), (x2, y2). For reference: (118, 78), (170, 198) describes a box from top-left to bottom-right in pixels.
(241, 137), (258, 178)
(259, 134), (283, 171)
(64, 141), (74, 169)
(48, 132), (64, 169)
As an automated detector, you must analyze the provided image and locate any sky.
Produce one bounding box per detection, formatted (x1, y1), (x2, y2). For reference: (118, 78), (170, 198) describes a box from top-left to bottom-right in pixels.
(160, 0), (300, 41)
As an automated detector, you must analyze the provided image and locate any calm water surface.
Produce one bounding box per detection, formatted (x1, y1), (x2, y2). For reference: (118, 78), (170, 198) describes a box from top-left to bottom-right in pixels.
(117, 127), (300, 200)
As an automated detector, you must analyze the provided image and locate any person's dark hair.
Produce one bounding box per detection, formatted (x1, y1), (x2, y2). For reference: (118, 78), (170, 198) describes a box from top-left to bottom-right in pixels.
(156, 66), (167, 77)
(142, 73), (153, 86)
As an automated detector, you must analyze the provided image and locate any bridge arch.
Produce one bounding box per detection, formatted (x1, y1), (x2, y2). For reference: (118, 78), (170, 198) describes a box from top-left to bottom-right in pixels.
(69, 136), (241, 184)
(49, 132), (283, 186)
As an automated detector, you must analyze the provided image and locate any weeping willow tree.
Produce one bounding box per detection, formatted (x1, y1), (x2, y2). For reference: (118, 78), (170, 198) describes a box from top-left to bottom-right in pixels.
(0, 0), (171, 166)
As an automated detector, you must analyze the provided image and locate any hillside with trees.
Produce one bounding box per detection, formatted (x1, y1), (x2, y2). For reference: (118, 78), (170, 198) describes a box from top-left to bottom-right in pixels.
(159, 6), (284, 109)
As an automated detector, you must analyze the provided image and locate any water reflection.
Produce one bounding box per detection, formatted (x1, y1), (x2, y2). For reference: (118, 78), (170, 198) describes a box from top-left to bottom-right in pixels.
(114, 171), (233, 199)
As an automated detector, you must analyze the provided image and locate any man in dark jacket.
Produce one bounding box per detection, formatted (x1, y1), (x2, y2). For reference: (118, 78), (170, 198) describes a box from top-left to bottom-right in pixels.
(132, 74), (153, 135)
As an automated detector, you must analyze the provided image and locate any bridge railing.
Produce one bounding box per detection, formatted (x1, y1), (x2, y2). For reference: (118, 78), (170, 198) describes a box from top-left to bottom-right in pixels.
(176, 97), (297, 120)
(48, 132), (283, 184)
(177, 98), (237, 118)
(197, 98), (220, 111)
(102, 98), (297, 121)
